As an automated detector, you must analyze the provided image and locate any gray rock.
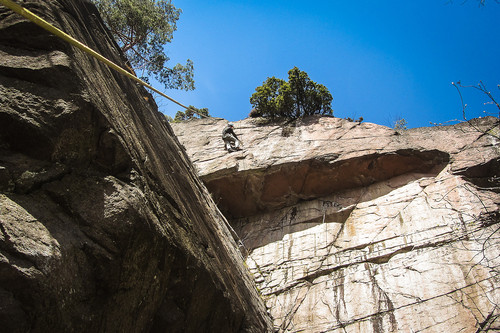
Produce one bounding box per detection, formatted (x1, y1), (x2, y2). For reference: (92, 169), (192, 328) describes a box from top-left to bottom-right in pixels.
(0, 1), (271, 332)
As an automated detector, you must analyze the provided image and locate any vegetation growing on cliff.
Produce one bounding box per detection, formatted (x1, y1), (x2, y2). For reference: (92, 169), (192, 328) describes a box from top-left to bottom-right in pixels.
(173, 106), (210, 122)
(393, 118), (408, 132)
(91, 0), (194, 91)
(250, 67), (333, 119)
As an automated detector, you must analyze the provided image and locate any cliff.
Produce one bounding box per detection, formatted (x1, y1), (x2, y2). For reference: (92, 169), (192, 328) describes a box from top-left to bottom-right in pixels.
(0, 0), (271, 332)
(172, 116), (500, 332)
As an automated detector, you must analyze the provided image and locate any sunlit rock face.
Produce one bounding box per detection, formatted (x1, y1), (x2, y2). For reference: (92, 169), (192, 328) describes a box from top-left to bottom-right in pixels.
(0, 1), (272, 332)
(173, 115), (500, 332)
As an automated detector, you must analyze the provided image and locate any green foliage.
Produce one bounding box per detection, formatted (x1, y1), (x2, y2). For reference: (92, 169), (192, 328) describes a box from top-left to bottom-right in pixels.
(92, 0), (194, 91)
(173, 106), (209, 122)
(249, 77), (290, 118)
(250, 67), (333, 119)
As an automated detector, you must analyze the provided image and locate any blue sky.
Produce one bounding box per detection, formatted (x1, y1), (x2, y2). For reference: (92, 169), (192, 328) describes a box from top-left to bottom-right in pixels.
(155, 0), (499, 128)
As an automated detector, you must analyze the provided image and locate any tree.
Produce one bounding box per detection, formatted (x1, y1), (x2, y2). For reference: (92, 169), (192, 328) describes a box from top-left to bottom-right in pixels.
(249, 77), (291, 118)
(91, 0), (194, 91)
(173, 106), (209, 122)
(250, 67), (333, 119)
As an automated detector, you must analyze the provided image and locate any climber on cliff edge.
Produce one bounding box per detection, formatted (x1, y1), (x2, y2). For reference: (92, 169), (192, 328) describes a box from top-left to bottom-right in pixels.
(222, 123), (242, 152)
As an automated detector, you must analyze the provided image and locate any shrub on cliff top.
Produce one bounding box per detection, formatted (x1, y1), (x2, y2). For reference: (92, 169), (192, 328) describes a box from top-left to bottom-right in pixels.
(250, 67), (333, 119)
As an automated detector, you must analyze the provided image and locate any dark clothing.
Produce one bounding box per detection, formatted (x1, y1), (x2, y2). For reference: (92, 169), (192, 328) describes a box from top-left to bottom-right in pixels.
(222, 125), (240, 151)
(222, 126), (238, 140)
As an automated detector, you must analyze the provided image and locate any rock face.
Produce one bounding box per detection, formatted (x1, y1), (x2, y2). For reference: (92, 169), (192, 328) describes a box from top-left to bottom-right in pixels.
(172, 116), (500, 332)
(0, 1), (271, 332)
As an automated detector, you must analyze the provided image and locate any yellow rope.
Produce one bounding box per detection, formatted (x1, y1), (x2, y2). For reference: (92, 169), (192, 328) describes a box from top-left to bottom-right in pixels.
(0, 0), (205, 116)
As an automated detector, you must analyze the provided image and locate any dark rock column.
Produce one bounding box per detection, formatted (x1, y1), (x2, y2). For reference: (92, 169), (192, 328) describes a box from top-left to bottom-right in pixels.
(0, 0), (272, 332)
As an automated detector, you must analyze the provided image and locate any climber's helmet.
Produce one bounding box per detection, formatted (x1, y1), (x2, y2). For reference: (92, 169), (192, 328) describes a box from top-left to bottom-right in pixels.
(228, 123), (234, 127)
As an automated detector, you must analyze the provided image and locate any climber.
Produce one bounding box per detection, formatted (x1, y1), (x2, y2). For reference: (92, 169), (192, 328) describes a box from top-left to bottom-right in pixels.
(222, 123), (241, 152)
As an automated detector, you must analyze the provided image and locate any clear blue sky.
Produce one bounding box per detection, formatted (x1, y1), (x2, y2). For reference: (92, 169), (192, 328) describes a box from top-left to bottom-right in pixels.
(155, 0), (499, 128)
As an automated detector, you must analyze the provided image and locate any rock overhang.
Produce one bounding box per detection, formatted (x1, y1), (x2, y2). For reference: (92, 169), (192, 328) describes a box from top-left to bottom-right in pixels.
(173, 116), (498, 218)
(203, 148), (450, 218)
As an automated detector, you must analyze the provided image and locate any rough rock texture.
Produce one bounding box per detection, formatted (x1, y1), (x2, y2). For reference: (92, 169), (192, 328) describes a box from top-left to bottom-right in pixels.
(172, 116), (500, 332)
(0, 1), (271, 332)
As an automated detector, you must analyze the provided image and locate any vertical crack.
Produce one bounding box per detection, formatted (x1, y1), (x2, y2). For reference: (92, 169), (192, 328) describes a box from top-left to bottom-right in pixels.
(366, 263), (398, 332)
(278, 282), (312, 332)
